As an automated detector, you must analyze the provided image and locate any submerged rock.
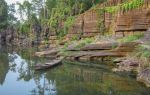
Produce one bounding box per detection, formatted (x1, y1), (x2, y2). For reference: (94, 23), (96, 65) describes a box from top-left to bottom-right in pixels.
(137, 68), (150, 87)
(112, 58), (139, 72)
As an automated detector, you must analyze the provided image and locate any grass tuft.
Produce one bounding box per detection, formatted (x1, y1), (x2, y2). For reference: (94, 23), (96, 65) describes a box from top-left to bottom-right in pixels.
(118, 33), (144, 42)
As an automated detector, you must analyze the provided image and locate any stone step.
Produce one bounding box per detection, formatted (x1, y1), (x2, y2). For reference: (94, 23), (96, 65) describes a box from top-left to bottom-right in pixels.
(81, 42), (118, 51)
(66, 51), (127, 61)
(35, 49), (58, 57)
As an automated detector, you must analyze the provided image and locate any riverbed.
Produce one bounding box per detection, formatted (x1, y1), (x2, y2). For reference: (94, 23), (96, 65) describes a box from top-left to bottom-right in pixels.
(0, 46), (150, 95)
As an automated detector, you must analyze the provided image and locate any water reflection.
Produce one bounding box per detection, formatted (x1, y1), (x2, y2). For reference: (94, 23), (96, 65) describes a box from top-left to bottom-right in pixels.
(6, 52), (57, 95)
(0, 53), (9, 85)
(30, 75), (57, 95)
(8, 53), (31, 81)
(0, 48), (150, 95)
(0, 47), (57, 95)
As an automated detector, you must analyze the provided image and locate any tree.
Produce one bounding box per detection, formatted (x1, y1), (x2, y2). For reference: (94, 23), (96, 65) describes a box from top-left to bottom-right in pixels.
(8, 3), (17, 25)
(0, 0), (8, 30)
(31, 0), (45, 17)
(17, 2), (25, 21)
(23, 1), (32, 20)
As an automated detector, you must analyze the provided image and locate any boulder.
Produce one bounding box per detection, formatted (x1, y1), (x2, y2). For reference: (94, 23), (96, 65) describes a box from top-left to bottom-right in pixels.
(137, 68), (150, 87)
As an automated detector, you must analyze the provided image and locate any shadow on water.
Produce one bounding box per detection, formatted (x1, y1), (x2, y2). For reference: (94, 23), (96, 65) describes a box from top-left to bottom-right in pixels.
(0, 45), (150, 95)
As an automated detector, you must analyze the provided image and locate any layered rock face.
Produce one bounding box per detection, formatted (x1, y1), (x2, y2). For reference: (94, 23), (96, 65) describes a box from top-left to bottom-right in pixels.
(115, 8), (150, 36)
(68, 0), (150, 39)
(67, 0), (123, 39)
(68, 10), (99, 39)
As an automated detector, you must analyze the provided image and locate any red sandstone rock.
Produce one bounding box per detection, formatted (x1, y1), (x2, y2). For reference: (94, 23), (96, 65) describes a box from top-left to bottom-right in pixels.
(67, 0), (150, 39)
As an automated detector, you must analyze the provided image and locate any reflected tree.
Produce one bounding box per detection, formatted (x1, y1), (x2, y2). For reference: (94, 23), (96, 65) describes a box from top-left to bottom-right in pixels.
(0, 52), (9, 85)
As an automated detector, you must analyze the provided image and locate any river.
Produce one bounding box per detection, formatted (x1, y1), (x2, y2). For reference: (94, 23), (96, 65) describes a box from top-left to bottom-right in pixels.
(0, 46), (150, 95)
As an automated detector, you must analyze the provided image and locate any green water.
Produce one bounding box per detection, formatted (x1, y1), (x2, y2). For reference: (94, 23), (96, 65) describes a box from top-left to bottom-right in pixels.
(0, 47), (150, 95)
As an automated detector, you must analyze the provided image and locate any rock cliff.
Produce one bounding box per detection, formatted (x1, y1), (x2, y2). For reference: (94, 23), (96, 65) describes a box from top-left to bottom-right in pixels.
(115, 8), (150, 36)
(67, 0), (150, 39)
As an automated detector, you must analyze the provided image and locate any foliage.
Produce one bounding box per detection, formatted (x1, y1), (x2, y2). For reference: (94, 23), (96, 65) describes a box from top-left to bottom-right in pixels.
(97, 8), (105, 34)
(56, 16), (75, 38)
(23, 0), (32, 20)
(133, 44), (150, 69)
(71, 35), (79, 41)
(0, 0), (8, 30)
(105, 6), (119, 13)
(105, 0), (144, 13)
(19, 22), (30, 34)
(64, 16), (75, 32)
(16, 0), (41, 36)
(8, 4), (17, 25)
(136, 45), (150, 58)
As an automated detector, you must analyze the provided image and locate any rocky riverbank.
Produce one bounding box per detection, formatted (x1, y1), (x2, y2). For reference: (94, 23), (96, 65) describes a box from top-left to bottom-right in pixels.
(34, 35), (150, 87)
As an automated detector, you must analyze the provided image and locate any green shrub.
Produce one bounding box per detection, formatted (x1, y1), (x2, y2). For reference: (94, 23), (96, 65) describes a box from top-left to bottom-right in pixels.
(64, 16), (75, 31)
(136, 45), (150, 58)
(105, 0), (144, 13)
(134, 44), (150, 69)
(118, 33), (144, 42)
(75, 38), (94, 48)
(71, 35), (79, 41)
(63, 42), (70, 49)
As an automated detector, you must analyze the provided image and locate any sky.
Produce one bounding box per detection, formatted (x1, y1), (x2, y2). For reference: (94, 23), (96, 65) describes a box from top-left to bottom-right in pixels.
(5, 0), (25, 5)
(5, 0), (26, 20)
